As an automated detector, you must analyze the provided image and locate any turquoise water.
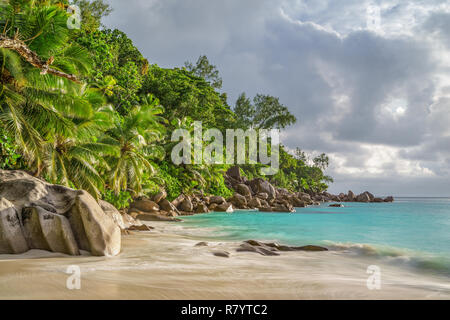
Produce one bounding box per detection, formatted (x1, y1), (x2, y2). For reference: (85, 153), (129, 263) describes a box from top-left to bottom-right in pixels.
(182, 198), (450, 274)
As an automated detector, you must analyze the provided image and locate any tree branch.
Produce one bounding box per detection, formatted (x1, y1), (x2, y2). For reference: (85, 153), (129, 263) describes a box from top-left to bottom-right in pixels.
(0, 35), (81, 83)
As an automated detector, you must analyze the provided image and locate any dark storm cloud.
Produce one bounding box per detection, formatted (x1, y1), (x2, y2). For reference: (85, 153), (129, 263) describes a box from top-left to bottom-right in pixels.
(103, 0), (450, 196)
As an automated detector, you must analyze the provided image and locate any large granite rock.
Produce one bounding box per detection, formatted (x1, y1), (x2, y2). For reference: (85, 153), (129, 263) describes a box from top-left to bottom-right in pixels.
(0, 170), (78, 214)
(153, 190), (167, 204)
(130, 199), (159, 213)
(178, 198), (193, 212)
(159, 199), (180, 214)
(209, 196), (226, 205)
(22, 206), (79, 255)
(69, 191), (121, 256)
(236, 184), (252, 198)
(0, 198), (29, 254)
(99, 200), (126, 230)
(229, 193), (247, 208)
(249, 178), (276, 200)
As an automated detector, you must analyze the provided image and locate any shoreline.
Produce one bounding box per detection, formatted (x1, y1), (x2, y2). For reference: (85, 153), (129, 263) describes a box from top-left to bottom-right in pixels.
(1, 221), (449, 300)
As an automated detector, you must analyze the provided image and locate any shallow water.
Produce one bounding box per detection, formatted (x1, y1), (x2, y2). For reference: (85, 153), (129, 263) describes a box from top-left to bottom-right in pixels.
(179, 198), (450, 276)
(0, 198), (449, 299)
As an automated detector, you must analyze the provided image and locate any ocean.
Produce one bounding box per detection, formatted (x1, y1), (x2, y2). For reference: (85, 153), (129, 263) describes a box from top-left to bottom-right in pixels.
(180, 197), (450, 276)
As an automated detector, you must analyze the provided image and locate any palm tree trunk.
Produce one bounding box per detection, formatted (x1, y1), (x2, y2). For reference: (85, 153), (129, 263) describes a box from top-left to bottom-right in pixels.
(0, 35), (80, 83)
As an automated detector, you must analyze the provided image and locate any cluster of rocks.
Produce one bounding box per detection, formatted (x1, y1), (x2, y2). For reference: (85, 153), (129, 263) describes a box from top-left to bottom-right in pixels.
(196, 240), (328, 258)
(0, 170), (145, 256)
(224, 166), (394, 213)
(127, 190), (234, 221)
(128, 166), (396, 219)
(320, 191), (394, 204)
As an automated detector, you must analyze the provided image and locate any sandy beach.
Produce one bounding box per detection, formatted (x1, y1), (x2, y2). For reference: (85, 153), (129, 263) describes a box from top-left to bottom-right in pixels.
(0, 221), (449, 300)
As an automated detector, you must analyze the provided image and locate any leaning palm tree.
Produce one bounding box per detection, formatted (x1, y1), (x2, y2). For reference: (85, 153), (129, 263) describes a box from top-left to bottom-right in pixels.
(1, 0), (91, 168)
(41, 88), (118, 198)
(102, 94), (166, 196)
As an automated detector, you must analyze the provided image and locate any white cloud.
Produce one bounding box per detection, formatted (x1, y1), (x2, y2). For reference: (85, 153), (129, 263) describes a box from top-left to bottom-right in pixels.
(104, 0), (450, 196)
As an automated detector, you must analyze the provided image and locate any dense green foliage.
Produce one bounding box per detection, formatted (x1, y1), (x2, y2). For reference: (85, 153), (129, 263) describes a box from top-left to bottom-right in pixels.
(0, 0), (332, 206)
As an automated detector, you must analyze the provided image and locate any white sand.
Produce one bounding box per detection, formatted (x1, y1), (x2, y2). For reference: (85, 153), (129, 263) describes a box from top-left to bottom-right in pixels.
(0, 222), (449, 300)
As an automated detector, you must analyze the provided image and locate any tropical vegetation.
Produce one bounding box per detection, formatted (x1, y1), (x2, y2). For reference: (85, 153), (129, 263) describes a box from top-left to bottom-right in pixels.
(0, 0), (332, 208)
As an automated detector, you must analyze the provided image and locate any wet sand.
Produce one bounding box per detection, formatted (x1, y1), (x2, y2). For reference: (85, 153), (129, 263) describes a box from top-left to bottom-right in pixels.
(0, 222), (449, 300)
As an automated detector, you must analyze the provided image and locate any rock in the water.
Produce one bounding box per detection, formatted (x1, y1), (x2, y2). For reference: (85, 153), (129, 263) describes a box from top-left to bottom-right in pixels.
(215, 203), (234, 213)
(22, 207), (79, 255)
(0, 198), (29, 254)
(372, 198), (384, 203)
(356, 193), (370, 203)
(213, 250), (230, 258)
(194, 203), (209, 214)
(153, 190), (167, 204)
(329, 203), (344, 208)
(248, 197), (261, 208)
(236, 242), (280, 256)
(294, 245), (328, 252)
(195, 241), (208, 247)
(348, 190), (355, 202)
(291, 197), (306, 207)
(229, 193), (247, 208)
(68, 191), (121, 256)
(384, 196), (394, 202)
(236, 184), (252, 197)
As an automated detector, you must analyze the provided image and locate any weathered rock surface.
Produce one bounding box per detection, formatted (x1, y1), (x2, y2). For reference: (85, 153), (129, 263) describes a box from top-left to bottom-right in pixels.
(178, 198), (193, 212)
(209, 196), (226, 205)
(241, 240), (328, 254)
(0, 198), (29, 254)
(0, 170), (78, 214)
(159, 199), (180, 215)
(249, 178), (276, 200)
(236, 184), (252, 198)
(99, 200), (126, 230)
(130, 199), (159, 213)
(237, 242), (280, 256)
(329, 203), (344, 208)
(194, 203), (209, 214)
(229, 193), (247, 208)
(69, 191), (121, 256)
(0, 170), (122, 257)
(212, 250), (230, 258)
(153, 190), (167, 204)
(22, 206), (79, 255)
(215, 203), (234, 213)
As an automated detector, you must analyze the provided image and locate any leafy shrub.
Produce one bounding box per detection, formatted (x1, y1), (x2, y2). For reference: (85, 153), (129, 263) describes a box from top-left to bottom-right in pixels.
(102, 189), (132, 209)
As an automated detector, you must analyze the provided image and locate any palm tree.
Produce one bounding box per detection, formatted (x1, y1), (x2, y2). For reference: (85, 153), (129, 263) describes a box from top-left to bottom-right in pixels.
(0, 1), (93, 168)
(41, 88), (118, 198)
(102, 94), (166, 196)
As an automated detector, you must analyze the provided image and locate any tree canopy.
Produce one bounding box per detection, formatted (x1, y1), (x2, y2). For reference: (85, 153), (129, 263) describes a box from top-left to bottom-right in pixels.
(1, 0), (333, 207)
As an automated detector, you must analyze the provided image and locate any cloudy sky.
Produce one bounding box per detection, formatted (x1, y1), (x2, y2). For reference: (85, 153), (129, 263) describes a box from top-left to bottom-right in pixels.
(103, 0), (450, 196)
